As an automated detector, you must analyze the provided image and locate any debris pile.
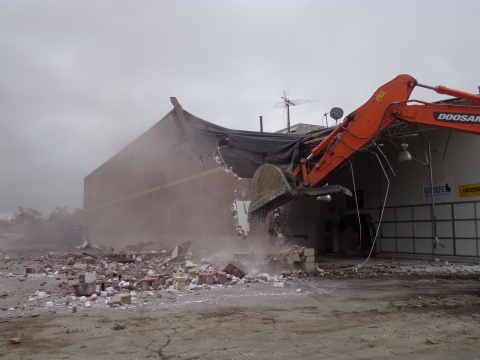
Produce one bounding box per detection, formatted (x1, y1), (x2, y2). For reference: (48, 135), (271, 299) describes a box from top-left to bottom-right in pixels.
(0, 242), (306, 316)
(3, 241), (480, 325)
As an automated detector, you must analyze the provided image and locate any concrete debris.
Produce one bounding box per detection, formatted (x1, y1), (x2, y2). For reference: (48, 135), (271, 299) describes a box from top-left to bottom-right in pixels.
(3, 240), (480, 321)
(112, 293), (131, 305)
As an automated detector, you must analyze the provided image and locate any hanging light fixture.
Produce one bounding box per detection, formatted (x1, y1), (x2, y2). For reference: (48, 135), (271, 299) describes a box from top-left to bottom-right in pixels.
(398, 143), (413, 162)
(316, 183), (332, 202)
(317, 194), (332, 202)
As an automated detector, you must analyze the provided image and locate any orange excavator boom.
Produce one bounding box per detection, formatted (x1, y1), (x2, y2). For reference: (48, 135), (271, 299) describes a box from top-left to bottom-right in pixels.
(248, 75), (480, 222)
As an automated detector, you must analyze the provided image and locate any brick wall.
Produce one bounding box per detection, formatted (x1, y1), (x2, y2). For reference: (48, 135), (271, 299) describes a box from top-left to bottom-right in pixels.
(84, 111), (271, 251)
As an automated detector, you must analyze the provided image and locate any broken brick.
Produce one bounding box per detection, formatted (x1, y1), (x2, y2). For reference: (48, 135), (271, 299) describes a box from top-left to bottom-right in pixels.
(112, 293), (131, 304)
(198, 271), (214, 285)
(73, 283), (96, 297)
(223, 261), (246, 278)
(9, 332), (25, 344)
(137, 278), (159, 291)
(304, 248), (315, 257)
(216, 272), (227, 284)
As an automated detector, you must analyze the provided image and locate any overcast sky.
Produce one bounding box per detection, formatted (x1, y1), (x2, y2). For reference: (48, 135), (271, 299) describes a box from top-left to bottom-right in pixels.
(1, 0), (479, 218)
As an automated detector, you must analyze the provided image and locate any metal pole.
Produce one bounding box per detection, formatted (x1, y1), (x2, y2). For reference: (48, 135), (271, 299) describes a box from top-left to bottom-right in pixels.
(428, 142), (438, 249)
(259, 116), (263, 132)
(287, 103), (290, 132)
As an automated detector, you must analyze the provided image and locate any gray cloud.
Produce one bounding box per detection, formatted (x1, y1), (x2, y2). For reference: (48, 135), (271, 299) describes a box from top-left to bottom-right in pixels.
(0, 0), (478, 217)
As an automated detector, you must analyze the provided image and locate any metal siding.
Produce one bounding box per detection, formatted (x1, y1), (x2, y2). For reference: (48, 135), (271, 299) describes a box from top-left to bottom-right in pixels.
(415, 238), (434, 254)
(454, 203), (475, 219)
(455, 220), (476, 238)
(413, 205), (431, 221)
(437, 221), (453, 237)
(397, 222), (414, 237)
(455, 239), (477, 256)
(381, 238), (396, 252)
(396, 207), (413, 221)
(397, 238), (414, 253)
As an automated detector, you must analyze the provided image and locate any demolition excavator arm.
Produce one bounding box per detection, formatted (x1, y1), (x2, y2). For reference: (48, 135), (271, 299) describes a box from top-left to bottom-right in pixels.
(248, 74), (480, 222)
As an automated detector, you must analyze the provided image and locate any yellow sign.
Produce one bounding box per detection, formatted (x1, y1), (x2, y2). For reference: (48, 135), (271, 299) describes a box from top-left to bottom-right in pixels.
(458, 183), (480, 197)
(375, 91), (385, 101)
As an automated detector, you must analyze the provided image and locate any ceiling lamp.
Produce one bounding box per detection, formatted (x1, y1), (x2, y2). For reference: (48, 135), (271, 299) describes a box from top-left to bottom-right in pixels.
(317, 194), (332, 202)
(398, 143), (413, 162)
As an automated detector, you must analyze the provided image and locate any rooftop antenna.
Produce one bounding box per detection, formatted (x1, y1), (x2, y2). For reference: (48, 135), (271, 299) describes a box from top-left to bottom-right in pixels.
(274, 91), (316, 132)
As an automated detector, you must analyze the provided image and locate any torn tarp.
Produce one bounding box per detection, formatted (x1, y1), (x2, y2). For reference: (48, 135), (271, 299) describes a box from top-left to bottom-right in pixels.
(180, 111), (307, 177)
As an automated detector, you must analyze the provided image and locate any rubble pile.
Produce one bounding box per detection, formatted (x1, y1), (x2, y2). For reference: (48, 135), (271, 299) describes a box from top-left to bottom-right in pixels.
(3, 242), (480, 321)
(0, 243), (310, 316)
(65, 241), (256, 299)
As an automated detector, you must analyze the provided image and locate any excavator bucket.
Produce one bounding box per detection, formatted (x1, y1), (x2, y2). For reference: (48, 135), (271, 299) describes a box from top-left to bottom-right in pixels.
(248, 164), (353, 223)
(248, 164), (297, 223)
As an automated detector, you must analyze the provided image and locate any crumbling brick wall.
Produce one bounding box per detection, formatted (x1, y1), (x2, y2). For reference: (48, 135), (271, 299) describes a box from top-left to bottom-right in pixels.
(84, 111), (270, 251)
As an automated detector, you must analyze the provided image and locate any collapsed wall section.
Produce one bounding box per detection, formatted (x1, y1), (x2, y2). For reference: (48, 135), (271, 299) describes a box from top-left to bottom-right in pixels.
(84, 110), (271, 252)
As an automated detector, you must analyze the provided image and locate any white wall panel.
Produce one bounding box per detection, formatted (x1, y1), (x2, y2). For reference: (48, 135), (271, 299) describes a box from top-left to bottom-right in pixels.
(455, 239), (477, 256)
(454, 203), (475, 219)
(415, 238), (433, 254)
(414, 222), (431, 237)
(381, 223), (396, 237)
(414, 206), (431, 221)
(397, 222), (413, 237)
(397, 207), (412, 221)
(437, 221), (453, 238)
(397, 239), (414, 253)
(436, 204), (452, 220)
(380, 238), (396, 252)
(455, 220), (476, 238)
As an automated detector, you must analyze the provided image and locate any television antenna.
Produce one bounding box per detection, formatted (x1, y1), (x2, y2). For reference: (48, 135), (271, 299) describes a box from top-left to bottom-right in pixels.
(274, 92), (317, 132)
